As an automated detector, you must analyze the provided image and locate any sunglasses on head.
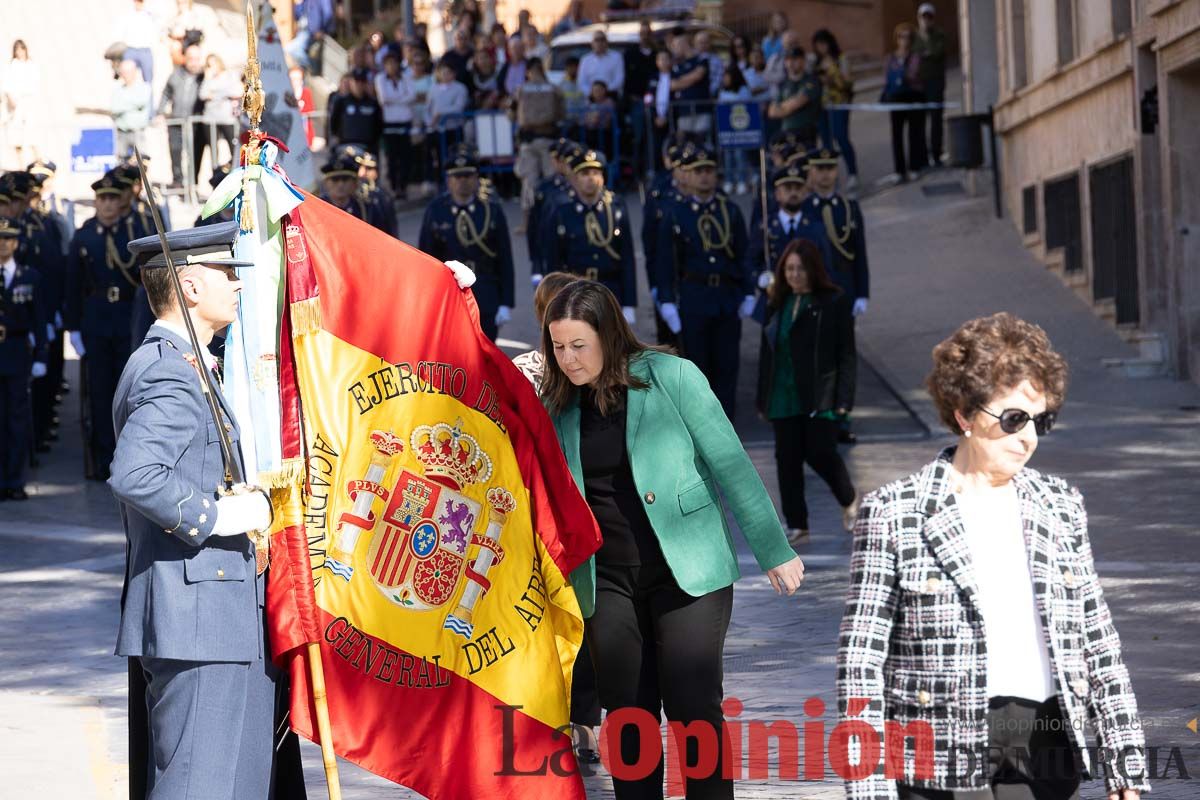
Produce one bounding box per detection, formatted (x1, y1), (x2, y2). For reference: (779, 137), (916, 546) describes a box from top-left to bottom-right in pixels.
(980, 407), (1057, 435)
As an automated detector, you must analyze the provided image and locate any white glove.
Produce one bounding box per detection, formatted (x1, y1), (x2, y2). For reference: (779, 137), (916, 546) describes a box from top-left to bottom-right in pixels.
(69, 331), (86, 358)
(31, 362), (47, 378)
(650, 287), (658, 305)
(46, 323), (57, 342)
(495, 305), (512, 328)
(738, 295), (757, 320)
(531, 272), (543, 288)
(660, 302), (682, 334)
(444, 260), (476, 289)
(622, 306), (636, 325)
(212, 489), (272, 537)
(757, 270), (772, 290)
(852, 297), (869, 317)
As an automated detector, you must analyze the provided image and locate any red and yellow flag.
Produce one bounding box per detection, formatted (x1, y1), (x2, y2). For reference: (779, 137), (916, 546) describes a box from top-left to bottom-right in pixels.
(266, 194), (601, 797)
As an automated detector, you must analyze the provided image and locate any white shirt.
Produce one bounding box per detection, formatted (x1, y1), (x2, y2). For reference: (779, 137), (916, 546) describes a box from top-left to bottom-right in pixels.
(1, 257), (15, 289)
(956, 484), (1055, 702)
(777, 210), (803, 236)
(578, 50), (625, 97)
(151, 320), (219, 372)
(375, 72), (416, 124)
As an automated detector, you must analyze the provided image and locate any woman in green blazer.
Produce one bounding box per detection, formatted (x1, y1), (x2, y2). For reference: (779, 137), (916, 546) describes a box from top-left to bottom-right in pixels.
(542, 280), (805, 799)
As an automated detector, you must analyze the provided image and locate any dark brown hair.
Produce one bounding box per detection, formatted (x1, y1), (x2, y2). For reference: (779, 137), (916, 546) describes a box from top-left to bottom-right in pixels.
(142, 264), (195, 317)
(767, 238), (839, 310)
(539, 281), (664, 416)
(926, 312), (1068, 434)
(532, 272), (577, 325)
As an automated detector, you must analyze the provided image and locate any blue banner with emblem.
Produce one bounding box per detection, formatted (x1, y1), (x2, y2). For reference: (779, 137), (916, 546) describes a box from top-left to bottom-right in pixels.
(715, 102), (765, 150)
(70, 128), (118, 173)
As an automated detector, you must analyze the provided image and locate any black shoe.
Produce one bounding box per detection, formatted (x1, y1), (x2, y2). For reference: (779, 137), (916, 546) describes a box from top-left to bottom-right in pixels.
(837, 430), (858, 445)
(7, 488), (29, 500)
(576, 747), (600, 765)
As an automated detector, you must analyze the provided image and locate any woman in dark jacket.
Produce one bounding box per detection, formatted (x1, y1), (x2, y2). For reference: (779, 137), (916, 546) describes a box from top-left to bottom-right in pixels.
(756, 238), (858, 543)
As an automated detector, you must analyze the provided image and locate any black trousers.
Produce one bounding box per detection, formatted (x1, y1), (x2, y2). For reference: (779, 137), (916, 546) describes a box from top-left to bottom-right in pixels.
(83, 332), (131, 477)
(588, 561), (734, 800)
(381, 127), (413, 195)
(571, 631), (602, 727)
(771, 415), (856, 530)
(679, 306), (741, 419)
(0, 370), (32, 489)
(890, 109), (928, 176)
(899, 697), (1082, 800)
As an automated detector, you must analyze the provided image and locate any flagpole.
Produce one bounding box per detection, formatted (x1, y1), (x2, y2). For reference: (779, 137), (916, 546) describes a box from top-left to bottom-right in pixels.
(241, 3), (341, 797)
(307, 642), (342, 800)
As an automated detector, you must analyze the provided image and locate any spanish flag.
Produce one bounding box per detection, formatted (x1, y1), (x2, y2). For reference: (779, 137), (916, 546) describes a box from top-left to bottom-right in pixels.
(266, 194), (601, 797)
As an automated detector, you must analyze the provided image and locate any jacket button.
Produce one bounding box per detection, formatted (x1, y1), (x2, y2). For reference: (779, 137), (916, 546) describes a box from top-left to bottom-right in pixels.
(1062, 570), (1076, 588)
(917, 689), (931, 706)
(1070, 678), (1088, 697)
(644, 492), (655, 504)
(217, 569), (225, 578)
(923, 576), (942, 593)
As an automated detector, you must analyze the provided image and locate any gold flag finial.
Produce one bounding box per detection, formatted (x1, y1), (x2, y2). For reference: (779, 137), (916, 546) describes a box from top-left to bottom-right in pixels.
(242, 1), (265, 134)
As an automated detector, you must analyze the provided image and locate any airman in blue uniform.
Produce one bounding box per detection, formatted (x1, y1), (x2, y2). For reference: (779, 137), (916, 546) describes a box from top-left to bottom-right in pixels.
(318, 153), (393, 233)
(418, 146), (516, 342)
(654, 145), (755, 418)
(642, 140), (689, 345)
(749, 131), (806, 239)
(65, 173), (142, 480)
(1, 172), (63, 454)
(545, 149), (638, 319)
(28, 161), (76, 419)
(528, 138), (576, 286)
(803, 146), (869, 443)
(334, 144), (399, 238)
(115, 220), (279, 800)
(0, 215), (47, 500)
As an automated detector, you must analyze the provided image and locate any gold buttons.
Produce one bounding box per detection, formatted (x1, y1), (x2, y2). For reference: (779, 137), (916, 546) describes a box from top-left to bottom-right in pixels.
(224, 423), (233, 432)
(1070, 678), (1088, 697)
(217, 569), (225, 578)
(917, 689), (931, 706)
(923, 576), (943, 593)
(644, 492), (655, 505)
(1062, 571), (1076, 589)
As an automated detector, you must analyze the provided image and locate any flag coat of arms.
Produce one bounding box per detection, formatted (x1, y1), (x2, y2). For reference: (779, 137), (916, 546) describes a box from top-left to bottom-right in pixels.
(265, 193), (601, 798)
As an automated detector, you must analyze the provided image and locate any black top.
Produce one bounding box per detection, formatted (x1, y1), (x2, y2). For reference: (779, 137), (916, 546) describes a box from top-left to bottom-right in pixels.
(578, 387), (663, 566)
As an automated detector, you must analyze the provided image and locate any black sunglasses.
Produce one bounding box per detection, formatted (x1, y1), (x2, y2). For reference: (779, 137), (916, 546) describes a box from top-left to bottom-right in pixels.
(980, 407), (1057, 435)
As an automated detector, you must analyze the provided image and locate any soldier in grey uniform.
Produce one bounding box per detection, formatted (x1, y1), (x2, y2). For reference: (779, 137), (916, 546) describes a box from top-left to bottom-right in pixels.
(112, 220), (279, 799)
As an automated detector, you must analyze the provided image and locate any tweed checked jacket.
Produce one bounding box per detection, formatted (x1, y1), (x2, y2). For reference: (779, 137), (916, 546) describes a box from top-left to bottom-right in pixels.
(836, 449), (1149, 800)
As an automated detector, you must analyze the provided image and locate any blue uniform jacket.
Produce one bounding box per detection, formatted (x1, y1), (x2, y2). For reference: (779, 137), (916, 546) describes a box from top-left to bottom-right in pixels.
(806, 193), (869, 300)
(64, 215), (141, 338)
(0, 262), (47, 376)
(546, 191), (638, 305)
(655, 193), (752, 307)
(528, 173), (569, 275)
(418, 191), (516, 311)
(110, 325), (263, 662)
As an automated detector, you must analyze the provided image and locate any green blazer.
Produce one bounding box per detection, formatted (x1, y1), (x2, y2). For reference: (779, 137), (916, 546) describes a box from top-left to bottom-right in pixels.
(551, 350), (795, 617)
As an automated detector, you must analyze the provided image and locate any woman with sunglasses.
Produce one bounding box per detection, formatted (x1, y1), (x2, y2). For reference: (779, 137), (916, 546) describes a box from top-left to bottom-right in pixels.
(837, 312), (1149, 800)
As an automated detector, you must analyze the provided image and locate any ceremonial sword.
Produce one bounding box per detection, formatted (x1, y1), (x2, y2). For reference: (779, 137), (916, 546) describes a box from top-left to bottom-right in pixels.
(131, 147), (244, 491)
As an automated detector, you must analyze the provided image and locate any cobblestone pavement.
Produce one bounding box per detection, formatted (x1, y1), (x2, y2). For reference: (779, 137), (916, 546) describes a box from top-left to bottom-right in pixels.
(7, 93), (1200, 800)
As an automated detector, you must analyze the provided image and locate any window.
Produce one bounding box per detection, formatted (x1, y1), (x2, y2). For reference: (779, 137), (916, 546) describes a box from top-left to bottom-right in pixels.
(1044, 173), (1083, 274)
(1089, 156), (1140, 323)
(1056, 0), (1076, 65)
(1112, 0), (1132, 36)
(1022, 186), (1038, 235)
(1010, 0), (1028, 89)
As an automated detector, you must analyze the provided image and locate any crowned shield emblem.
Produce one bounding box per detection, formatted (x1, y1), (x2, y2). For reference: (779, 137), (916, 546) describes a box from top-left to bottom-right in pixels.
(368, 472), (479, 610)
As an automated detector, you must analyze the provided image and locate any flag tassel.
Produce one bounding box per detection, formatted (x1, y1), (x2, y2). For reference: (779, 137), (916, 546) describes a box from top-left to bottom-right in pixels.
(307, 641), (342, 800)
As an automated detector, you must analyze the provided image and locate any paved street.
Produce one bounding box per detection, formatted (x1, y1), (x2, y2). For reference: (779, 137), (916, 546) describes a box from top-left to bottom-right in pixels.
(5, 95), (1200, 798)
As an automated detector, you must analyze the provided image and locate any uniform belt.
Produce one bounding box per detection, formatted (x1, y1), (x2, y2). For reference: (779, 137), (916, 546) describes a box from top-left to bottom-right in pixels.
(462, 258), (497, 277)
(571, 266), (621, 282)
(682, 272), (737, 288)
(91, 286), (133, 303)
